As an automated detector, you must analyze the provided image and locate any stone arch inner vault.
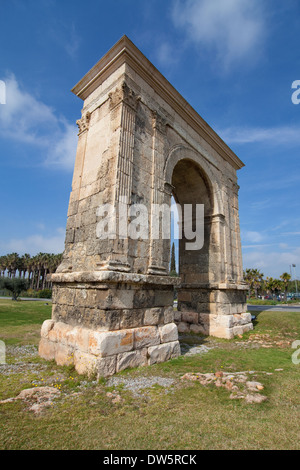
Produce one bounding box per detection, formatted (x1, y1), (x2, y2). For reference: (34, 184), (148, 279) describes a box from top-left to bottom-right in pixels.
(39, 36), (252, 378)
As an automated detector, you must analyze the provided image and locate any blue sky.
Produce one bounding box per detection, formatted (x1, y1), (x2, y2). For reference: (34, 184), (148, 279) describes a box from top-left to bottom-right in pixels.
(0, 0), (299, 279)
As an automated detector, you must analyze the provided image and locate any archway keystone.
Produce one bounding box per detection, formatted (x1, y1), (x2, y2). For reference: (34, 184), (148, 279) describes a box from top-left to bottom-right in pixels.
(39, 36), (251, 378)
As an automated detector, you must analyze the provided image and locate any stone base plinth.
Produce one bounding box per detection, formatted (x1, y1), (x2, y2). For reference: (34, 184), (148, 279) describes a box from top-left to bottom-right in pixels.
(175, 311), (253, 339)
(175, 283), (252, 339)
(39, 320), (180, 378)
(39, 271), (181, 377)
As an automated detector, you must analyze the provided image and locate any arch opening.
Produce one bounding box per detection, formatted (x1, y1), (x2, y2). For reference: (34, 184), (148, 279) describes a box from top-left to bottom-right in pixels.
(171, 158), (214, 291)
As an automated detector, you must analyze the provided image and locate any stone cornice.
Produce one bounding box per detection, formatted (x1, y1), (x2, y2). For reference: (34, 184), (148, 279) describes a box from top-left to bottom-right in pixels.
(71, 35), (244, 170)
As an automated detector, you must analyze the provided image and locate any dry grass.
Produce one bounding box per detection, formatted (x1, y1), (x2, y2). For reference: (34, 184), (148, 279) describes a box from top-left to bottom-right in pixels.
(0, 301), (300, 450)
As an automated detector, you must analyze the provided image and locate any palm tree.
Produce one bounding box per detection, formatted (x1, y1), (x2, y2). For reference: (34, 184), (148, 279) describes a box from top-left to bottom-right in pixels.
(0, 255), (8, 277)
(19, 253), (31, 279)
(6, 253), (20, 278)
(244, 268), (264, 298)
(265, 277), (282, 300)
(33, 252), (46, 290)
(41, 253), (51, 290)
(280, 272), (291, 302)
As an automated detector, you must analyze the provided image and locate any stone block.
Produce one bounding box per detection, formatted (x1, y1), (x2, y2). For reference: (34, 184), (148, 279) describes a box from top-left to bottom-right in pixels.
(177, 322), (190, 333)
(48, 321), (72, 344)
(120, 309), (144, 329)
(89, 329), (134, 357)
(74, 350), (97, 376)
(163, 306), (174, 323)
(134, 326), (160, 349)
(144, 307), (164, 325)
(154, 290), (174, 307)
(174, 311), (181, 322)
(97, 355), (117, 378)
(190, 324), (205, 334)
(38, 337), (56, 361)
(116, 349), (147, 372)
(241, 312), (252, 323)
(182, 311), (198, 324)
(67, 326), (90, 353)
(133, 289), (155, 308)
(40, 319), (55, 339)
(55, 343), (74, 366)
(158, 323), (178, 343)
(148, 341), (180, 365)
(177, 291), (192, 302)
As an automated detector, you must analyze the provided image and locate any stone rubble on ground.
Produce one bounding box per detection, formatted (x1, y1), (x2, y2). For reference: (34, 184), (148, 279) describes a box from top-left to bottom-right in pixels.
(181, 370), (268, 404)
(0, 386), (61, 414)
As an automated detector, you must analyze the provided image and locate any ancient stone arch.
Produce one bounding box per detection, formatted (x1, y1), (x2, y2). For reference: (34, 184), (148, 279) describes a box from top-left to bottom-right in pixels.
(39, 36), (252, 378)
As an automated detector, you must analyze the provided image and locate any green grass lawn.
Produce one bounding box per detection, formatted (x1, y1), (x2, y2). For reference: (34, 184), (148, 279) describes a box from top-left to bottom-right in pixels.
(0, 300), (300, 450)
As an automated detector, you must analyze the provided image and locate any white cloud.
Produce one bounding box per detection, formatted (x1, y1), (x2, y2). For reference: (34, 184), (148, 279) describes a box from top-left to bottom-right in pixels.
(155, 41), (180, 68)
(0, 228), (65, 256)
(242, 230), (265, 243)
(242, 247), (300, 278)
(45, 121), (78, 170)
(171, 0), (265, 70)
(0, 74), (77, 170)
(218, 125), (300, 146)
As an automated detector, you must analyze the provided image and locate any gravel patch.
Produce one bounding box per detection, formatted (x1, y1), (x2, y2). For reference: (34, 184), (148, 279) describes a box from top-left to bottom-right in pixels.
(180, 343), (212, 356)
(6, 345), (38, 359)
(106, 376), (176, 397)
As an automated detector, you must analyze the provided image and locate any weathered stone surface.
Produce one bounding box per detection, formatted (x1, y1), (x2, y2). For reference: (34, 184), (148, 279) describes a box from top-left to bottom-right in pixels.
(163, 306), (175, 323)
(144, 307), (164, 326)
(148, 341), (181, 365)
(116, 349), (147, 372)
(97, 356), (117, 378)
(158, 323), (178, 343)
(38, 337), (56, 360)
(40, 319), (55, 338)
(182, 311), (198, 324)
(55, 343), (74, 366)
(134, 326), (160, 349)
(89, 329), (134, 357)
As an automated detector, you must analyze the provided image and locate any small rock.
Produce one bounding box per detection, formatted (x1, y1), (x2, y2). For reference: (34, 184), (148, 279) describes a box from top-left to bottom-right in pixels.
(245, 393), (267, 404)
(230, 392), (245, 400)
(225, 380), (233, 390)
(106, 391), (123, 404)
(215, 371), (223, 378)
(0, 386), (60, 414)
(246, 381), (264, 392)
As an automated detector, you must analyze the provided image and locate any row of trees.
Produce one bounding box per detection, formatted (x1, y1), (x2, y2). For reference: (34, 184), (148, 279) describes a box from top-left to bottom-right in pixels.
(243, 268), (297, 301)
(0, 252), (62, 291)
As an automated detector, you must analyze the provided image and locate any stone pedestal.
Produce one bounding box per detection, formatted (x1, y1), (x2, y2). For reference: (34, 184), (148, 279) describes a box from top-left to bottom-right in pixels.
(39, 272), (180, 377)
(175, 283), (252, 339)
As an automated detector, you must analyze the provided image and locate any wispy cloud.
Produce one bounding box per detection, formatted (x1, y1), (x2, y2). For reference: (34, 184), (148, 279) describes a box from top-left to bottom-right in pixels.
(0, 74), (77, 170)
(218, 125), (300, 146)
(0, 227), (65, 256)
(243, 246), (300, 278)
(155, 41), (180, 68)
(242, 230), (265, 244)
(171, 0), (265, 70)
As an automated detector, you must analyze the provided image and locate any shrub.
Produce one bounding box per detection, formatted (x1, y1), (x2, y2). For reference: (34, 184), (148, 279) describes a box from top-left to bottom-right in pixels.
(0, 277), (29, 300)
(37, 289), (52, 299)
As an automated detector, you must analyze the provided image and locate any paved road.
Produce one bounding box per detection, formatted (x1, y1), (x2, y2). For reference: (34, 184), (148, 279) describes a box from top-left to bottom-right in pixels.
(247, 304), (300, 312)
(0, 296), (51, 302)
